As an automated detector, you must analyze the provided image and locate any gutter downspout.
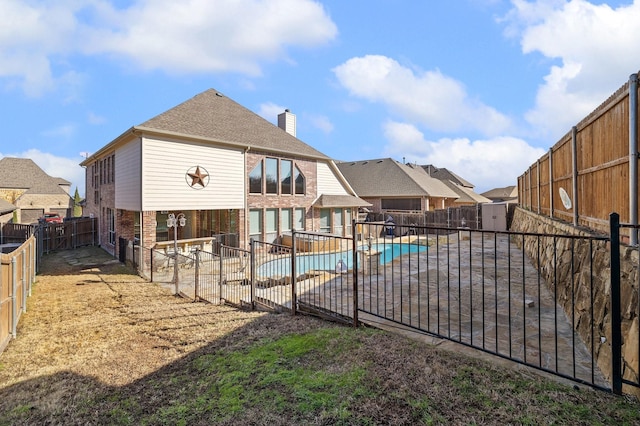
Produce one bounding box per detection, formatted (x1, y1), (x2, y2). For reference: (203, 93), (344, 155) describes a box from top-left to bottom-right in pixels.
(629, 73), (638, 246)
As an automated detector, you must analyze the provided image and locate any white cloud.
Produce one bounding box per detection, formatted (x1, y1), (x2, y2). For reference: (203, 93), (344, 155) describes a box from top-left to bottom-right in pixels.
(0, 0), (337, 96)
(41, 124), (76, 139)
(332, 55), (512, 136)
(0, 0), (80, 96)
(306, 114), (334, 133)
(0, 150), (86, 195)
(505, 0), (640, 139)
(83, 0), (337, 75)
(382, 121), (546, 192)
(258, 102), (288, 124)
(87, 112), (107, 125)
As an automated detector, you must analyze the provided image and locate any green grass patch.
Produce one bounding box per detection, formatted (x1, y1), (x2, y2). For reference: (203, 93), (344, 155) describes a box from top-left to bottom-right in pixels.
(138, 327), (376, 424)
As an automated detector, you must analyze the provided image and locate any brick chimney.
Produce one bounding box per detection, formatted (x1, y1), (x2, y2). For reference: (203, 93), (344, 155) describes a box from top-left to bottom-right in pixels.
(277, 109), (296, 137)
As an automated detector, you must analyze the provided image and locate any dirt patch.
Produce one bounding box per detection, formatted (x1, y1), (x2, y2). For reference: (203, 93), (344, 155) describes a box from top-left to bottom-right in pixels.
(0, 247), (270, 389)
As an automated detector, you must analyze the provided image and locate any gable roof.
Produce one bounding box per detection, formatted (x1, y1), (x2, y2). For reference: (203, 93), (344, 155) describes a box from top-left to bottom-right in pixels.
(312, 194), (372, 208)
(336, 158), (459, 199)
(0, 198), (16, 215)
(0, 157), (69, 195)
(422, 165), (474, 188)
(84, 89), (331, 164)
(441, 180), (492, 204)
(481, 185), (518, 201)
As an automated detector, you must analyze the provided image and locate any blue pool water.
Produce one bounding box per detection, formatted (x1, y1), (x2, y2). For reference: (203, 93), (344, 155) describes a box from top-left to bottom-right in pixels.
(256, 243), (427, 278)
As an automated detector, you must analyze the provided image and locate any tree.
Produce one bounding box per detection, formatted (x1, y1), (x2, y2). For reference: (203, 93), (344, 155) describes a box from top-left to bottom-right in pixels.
(73, 187), (83, 217)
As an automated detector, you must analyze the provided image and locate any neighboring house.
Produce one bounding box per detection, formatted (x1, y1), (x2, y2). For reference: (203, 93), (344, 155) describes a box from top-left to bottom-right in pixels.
(422, 164), (474, 189)
(336, 158), (459, 213)
(421, 164), (490, 205)
(0, 157), (73, 224)
(481, 185), (518, 203)
(0, 199), (17, 223)
(80, 89), (369, 257)
(439, 180), (492, 205)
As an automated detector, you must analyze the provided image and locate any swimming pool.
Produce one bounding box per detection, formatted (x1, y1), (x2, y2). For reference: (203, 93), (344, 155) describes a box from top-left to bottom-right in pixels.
(256, 242), (427, 278)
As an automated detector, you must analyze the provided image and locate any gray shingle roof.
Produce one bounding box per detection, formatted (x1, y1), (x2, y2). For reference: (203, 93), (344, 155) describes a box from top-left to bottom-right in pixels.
(312, 194), (372, 208)
(481, 185), (518, 201)
(422, 165), (474, 188)
(441, 180), (492, 204)
(0, 198), (16, 214)
(336, 158), (459, 198)
(0, 157), (68, 195)
(137, 89), (330, 160)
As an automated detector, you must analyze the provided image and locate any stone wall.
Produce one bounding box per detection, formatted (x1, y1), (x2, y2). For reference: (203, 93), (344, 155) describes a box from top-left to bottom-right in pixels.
(511, 207), (639, 396)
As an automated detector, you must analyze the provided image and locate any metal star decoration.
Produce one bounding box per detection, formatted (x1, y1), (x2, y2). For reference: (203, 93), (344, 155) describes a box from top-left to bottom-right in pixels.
(186, 166), (209, 188)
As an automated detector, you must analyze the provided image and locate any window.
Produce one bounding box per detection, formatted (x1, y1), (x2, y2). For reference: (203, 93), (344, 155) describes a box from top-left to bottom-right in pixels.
(111, 154), (115, 183)
(265, 158), (278, 194)
(334, 209), (344, 236)
(249, 209), (262, 240)
(107, 208), (115, 245)
(134, 213), (140, 244)
(92, 163), (99, 189)
(281, 208), (292, 233)
(156, 212), (169, 242)
(319, 209), (331, 233)
(345, 208), (352, 236)
(250, 157), (306, 196)
(294, 165), (305, 195)
(294, 208), (305, 231)
(249, 161), (263, 193)
(281, 160), (292, 194)
(266, 208), (278, 242)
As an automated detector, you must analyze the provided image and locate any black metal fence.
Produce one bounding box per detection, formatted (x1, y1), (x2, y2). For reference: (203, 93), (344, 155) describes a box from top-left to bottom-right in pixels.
(610, 214), (640, 395)
(120, 217), (639, 396)
(356, 223), (610, 390)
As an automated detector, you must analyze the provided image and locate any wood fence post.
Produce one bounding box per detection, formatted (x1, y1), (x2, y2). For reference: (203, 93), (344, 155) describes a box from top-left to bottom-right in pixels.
(11, 256), (17, 338)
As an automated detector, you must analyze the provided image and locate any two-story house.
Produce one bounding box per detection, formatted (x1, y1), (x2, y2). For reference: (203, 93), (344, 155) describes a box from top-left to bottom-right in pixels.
(80, 89), (369, 259)
(0, 157), (72, 224)
(336, 158), (460, 213)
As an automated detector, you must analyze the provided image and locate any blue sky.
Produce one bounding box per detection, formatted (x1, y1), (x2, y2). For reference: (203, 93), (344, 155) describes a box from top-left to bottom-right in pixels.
(1, 0), (639, 196)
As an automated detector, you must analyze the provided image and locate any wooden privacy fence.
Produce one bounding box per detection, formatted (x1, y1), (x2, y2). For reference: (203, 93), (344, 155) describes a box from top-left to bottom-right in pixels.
(36, 218), (98, 270)
(0, 236), (36, 356)
(518, 71), (640, 239)
(368, 204), (484, 230)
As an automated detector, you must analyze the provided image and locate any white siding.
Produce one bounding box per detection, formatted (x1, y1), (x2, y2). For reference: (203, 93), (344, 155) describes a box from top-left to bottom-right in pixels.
(141, 137), (245, 211)
(115, 138), (142, 210)
(316, 161), (349, 195)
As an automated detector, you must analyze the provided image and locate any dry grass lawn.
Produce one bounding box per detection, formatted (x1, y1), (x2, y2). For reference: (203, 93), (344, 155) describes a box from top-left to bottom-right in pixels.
(0, 246), (638, 425)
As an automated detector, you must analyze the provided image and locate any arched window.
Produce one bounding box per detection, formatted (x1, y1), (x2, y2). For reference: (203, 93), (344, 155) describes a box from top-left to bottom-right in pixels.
(294, 165), (305, 195)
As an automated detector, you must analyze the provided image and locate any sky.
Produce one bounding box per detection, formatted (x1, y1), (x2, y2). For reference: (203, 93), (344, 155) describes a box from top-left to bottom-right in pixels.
(1, 0), (640, 197)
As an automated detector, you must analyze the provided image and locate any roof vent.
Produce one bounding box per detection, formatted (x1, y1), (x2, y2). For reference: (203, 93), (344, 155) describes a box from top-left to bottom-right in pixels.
(215, 92), (223, 97)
